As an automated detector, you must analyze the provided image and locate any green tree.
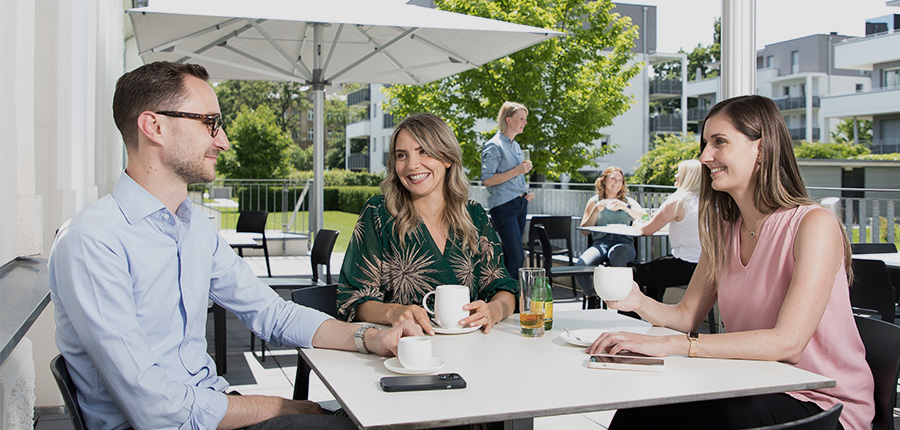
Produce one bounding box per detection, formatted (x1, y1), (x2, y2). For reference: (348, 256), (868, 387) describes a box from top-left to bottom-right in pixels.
(216, 105), (293, 179)
(325, 97), (348, 169)
(793, 141), (871, 159)
(383, 0), (641, 180)
(214, 80), (311, 144)
(631, 133), (700, 185)
(830, 119), (873, 145)
(290, 144), (313, 171)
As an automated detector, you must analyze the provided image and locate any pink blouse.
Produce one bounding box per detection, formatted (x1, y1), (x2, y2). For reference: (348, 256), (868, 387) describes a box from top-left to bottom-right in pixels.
(717, 205), (874, 430)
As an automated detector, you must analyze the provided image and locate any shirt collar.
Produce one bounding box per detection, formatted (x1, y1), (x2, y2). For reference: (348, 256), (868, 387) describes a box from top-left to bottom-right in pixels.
(496, 132), (513, 145)
(112, 171), (192, 225)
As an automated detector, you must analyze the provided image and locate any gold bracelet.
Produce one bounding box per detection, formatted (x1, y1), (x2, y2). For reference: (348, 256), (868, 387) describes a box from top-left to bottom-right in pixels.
(688, 331), (700, 358)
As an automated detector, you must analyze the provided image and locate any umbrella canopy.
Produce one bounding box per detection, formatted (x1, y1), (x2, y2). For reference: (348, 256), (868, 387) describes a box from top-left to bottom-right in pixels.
(128, 0), (561, 233)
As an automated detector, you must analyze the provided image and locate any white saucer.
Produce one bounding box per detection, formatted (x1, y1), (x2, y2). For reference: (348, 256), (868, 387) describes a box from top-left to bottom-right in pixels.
(559, 327), (652, 347)
(432, 325), (480, 335)
(383, 357), (446, 374)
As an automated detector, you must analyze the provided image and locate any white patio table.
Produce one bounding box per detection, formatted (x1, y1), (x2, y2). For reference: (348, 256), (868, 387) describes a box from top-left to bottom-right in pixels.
(300, 309), (834, 429)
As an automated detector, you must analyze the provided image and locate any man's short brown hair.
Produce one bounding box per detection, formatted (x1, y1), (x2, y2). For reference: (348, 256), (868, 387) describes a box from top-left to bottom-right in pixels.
(112, 61), (209, 149)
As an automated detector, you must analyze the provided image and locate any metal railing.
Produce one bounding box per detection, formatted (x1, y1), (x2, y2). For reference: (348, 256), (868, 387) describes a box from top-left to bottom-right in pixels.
(649, 114), (683, 132)
(348, 153), (369, 170)
(188, 179), (313, 236)
(788, 127), (821, 141)
(649, 78), (682, 95)
(347, 87), (371, 106)
(872, 139), (900, 154)
(774, 95), (821, 110)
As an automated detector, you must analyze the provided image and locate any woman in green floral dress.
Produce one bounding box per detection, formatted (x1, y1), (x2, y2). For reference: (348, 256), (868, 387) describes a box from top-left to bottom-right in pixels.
(337, 113), (518, 335)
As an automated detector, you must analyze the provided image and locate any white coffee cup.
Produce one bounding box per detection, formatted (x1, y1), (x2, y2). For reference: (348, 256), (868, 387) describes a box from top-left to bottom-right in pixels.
(398, 336), (433, 370)
(593, 266), (633, 301)
(422, 285), (470, 329)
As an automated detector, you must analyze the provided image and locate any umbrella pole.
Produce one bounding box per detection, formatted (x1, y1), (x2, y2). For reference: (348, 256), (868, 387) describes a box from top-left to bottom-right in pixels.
(311, 23), (326, 237)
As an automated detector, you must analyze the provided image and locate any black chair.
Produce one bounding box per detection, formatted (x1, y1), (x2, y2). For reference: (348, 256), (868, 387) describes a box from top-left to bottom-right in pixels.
(742, 403), (842, 430)
(208, 302), (227, 374)
(849, 259), (896, 323)
(291, 284), (338, 400)
(534, 225), (595, 297)
(232, 211), (272, 277)
(851, 243), (897, 255)
(527, 216), (573, 267)
(855, 315), (900, 430)
(50, 354), (87, 430)
(253, 229), (340, 361)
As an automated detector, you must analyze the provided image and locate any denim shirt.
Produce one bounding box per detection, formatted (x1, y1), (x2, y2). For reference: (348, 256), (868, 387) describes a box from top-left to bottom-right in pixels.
(481, 132), (528, 209)
(49, 172), (332, 430)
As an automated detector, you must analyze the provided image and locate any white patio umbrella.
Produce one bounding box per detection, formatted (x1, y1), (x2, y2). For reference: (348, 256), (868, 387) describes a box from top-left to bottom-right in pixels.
(128, 0), (560, 234)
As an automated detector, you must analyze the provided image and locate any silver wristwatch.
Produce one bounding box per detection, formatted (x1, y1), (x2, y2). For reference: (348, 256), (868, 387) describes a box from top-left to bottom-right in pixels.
(354, 324), (377, 354)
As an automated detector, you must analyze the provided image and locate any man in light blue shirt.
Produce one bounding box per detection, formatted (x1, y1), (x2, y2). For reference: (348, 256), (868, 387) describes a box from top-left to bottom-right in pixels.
(481, 102), (534, 279)
(49, 61), (420, 430)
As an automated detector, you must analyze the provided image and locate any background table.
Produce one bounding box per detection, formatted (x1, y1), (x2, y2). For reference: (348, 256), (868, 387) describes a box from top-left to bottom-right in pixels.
(301, 310), (834, 429)
(853, 252), (900, 269)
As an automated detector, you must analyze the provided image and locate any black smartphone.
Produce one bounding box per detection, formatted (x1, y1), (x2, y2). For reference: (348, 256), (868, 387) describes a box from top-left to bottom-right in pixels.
(380, 373), (467, 392)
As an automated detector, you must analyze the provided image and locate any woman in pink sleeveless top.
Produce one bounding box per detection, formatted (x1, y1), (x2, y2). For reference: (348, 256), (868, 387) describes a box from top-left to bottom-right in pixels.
(588, 95), (874, 429)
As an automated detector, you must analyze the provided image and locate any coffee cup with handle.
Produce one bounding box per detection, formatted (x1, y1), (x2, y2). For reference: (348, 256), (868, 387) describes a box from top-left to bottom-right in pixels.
(422, 284), (470, 329)
(398, 336), (433, 370)
(593, 266), (633, 301)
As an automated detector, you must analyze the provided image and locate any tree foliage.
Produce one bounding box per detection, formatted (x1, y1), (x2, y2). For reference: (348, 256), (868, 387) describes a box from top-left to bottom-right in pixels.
(214, 80), (311, 144)
(631, 133), (700, 185)
(216, 105), (293, 179)
(830, 119), (873, 145)
(793, 141), (871, 159)
(652, 18), (720, 82)
(383, 0), (641, 180)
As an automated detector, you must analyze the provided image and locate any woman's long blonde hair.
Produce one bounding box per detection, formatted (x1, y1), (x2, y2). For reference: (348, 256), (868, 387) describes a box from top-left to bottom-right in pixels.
(381, 113), (478, 251)
(595, 166), (628, 201)
(698, 95), (852, 285)
(669, 159), (702, 214)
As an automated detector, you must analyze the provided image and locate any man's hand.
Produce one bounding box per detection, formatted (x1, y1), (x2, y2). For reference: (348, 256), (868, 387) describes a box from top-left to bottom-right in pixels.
(366, 320), (425, 357)
(388, 304), (435, 335)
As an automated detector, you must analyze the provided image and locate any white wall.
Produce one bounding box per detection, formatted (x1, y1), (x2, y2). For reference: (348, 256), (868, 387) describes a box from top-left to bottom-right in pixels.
(595, 56), (648, 175)
(2, 0), (126, 408)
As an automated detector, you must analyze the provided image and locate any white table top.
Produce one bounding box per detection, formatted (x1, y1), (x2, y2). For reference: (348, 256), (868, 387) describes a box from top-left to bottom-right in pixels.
(301, 310), (834, 429)
(853, 252), (900, 268)
(219, 231), (260, 247)
(577, 224), (669, 237)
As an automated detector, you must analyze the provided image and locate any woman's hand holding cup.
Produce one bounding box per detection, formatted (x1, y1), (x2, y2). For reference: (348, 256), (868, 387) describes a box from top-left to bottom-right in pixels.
(602, 282), (643, 313)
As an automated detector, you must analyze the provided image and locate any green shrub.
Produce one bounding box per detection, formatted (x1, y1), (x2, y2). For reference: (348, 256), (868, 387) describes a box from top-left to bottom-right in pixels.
(289, 169), (384, 186)
(338, 187), (382, 214)
(793, 141), (871, 159)
(632, 133), (700, 185)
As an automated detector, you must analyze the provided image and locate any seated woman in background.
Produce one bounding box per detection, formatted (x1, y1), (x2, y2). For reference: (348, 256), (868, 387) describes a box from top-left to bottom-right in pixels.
(631, 159), (703, 303)
(590, 95), (874, 429)
(575, 166), (643, 309)
(337, 113), (517, 335)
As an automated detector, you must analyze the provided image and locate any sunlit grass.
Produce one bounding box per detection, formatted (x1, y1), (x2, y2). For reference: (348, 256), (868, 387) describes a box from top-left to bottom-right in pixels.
(217, 209), (360, 253)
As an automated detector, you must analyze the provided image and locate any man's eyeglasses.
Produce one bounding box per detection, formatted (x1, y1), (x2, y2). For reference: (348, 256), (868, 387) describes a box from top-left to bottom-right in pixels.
(156, 111), (224, 138)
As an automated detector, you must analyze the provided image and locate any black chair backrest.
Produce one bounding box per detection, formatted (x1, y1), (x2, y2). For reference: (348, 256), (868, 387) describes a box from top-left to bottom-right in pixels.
(849, 259), (896, 323)
(292, 284), (338, 318)
(855, 315), (900, 430)
(530, 216), (572, 242)
(310, 229), (340, 283)
(50, 354), (87, 430)
(236, 211), (268, 236)
(851, 243), (898, 255)
(534, 225), (555, 270)
(743, 403), (842, 430)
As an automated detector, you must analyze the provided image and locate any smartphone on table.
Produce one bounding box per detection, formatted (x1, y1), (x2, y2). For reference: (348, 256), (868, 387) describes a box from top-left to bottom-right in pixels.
(588, 354), (665, 372)
(380, 373), (467, 392)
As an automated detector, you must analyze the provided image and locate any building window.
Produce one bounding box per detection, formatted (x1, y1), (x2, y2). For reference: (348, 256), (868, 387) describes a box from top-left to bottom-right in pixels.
(307, 129), (314, 140)
(783, 86), (790, 97)
(766, 55), (774, 68)
(791, 51), (799, 74)
(856, 83), (864, 92)
(884, 68), (900, 89)
(307, 111), (314, 121)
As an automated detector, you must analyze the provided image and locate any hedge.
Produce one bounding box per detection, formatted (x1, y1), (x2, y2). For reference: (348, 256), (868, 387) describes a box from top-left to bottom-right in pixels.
(235, 185), (381, 214)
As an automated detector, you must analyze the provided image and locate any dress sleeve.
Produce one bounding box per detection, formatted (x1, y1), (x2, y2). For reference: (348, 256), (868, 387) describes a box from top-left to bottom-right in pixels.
(468, 202), (519, 300)
(337, 198), (389, 321)
(50, 225), (228, 430)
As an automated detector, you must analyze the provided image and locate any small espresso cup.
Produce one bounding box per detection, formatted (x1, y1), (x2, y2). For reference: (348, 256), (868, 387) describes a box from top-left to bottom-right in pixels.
(422, 285), (470, 329)
(593, 266), (633, 301)
(398, 336), (432, 371)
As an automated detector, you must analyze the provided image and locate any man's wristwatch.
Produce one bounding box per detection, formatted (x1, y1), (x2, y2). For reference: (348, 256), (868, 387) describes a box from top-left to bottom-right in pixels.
(688, 331), (700, 358)
(354, 324), (377, 354)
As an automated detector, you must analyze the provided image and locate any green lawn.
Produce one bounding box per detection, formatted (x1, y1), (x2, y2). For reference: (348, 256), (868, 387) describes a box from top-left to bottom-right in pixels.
(218, 210), (359, 253)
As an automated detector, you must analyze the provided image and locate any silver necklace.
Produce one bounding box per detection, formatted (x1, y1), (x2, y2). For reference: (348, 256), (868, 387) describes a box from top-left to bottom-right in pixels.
(741, 216), (766, 239)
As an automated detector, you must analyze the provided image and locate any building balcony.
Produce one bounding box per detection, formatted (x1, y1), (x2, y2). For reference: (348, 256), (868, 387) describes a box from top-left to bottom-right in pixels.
(648, 78), (682, 101)
(383, 114), (395, 129)
(346, 121), (371, 139)
(833, 30), (900, 71)
(774, 96), (820, 111)
(687, 107), (709, 122)
(788, 127), (820, 141)
(649, 114), (683, 133)
(821, 87), (900, 118)
(348, 152), (369, 170)
(872, 139), (900, 154)
(347, 87), (371, 106)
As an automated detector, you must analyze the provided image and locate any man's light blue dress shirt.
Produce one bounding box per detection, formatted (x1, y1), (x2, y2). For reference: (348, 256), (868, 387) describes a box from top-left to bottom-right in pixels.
(480, 132), (527, 209)
(48, 172), (332, 430)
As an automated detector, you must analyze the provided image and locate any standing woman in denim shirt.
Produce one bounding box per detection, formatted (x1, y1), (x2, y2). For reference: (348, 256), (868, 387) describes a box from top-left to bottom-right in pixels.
(481, 102), (535, 279)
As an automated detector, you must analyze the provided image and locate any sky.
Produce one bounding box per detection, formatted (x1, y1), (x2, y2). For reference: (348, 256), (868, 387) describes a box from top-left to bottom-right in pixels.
(638, 0), (899, 53)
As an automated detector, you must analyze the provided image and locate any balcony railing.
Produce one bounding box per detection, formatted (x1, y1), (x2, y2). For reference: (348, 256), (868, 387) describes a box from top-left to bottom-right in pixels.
(347, 87), (371, 106)
(348, 152), (369, 170)
(383, 113), (395, 129)
(649, 78), (682, 96)
(774, 96), (821, 110)
(788, 127), (821, 141)
(687, 107), (709, 122)
(649, 114), (683, 132)
(872, 139), (900, 154)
